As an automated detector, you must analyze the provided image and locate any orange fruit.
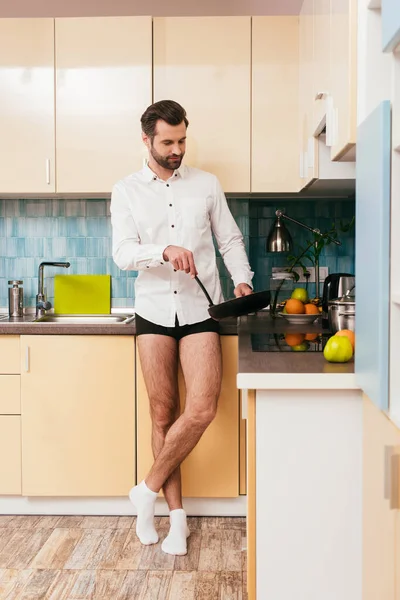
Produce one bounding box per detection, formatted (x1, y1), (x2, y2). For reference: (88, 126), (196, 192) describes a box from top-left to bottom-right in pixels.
(285, 333), (305, 347)
(304, 303), (319, 315)
(305, 332), (319, 341)
(285, 298), (305, 314)
(335, 329), (355, 351)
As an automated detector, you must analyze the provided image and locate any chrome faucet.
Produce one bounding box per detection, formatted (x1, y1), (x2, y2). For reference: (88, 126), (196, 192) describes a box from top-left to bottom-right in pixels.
(36, 261), (70, 317)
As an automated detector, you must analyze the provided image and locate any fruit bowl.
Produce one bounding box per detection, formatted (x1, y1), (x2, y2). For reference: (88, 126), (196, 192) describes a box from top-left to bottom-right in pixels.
(278, 312), (320, 324)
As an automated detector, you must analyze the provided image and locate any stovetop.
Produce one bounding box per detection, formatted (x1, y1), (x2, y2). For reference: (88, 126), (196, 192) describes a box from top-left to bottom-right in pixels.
(251, 331), (334, 353)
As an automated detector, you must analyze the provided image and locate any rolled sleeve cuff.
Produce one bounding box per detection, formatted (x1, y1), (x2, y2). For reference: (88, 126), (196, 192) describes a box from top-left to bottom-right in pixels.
(232, 272), (254, 290)
(135, 246), (166, 269)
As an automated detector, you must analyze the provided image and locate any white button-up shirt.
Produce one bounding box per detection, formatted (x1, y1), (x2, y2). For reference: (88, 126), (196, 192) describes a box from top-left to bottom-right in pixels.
(110, 164), (254, 327)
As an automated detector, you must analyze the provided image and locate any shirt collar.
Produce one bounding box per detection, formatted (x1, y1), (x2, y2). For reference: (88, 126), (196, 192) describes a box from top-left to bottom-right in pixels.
(141, 162), (186, 183)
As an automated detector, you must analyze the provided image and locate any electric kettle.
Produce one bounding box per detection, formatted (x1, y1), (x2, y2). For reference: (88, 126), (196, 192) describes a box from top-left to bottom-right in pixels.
(322, 273), (355, 326)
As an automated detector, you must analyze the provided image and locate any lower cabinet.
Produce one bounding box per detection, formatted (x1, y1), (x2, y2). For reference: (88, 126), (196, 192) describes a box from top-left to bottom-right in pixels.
(136, 336), (240, 498)
(20, 335), (136, 496)
(363, 394), (400, 600)
(0, 416), (21, 495)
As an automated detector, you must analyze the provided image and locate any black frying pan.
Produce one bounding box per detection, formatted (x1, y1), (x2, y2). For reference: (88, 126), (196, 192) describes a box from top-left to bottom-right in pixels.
(195, 276), (271, 321)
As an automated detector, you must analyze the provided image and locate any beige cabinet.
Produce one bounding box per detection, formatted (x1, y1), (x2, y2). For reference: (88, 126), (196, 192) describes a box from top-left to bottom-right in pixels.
(20, 335), (135, 496)
(313, 0), (331, 133)
(329, 0), (357, 160)
(136, 336), (240, 498)
(0, 19), (55, 194)
(0, 336), (21, 494)
(154, 17), (251, 193)
(299, 0), (318, 188)
(363, 395), (400, 600)
(0, 417), (21, 495)
(252, 17), (301, 193)
(55, 17), (152, 193)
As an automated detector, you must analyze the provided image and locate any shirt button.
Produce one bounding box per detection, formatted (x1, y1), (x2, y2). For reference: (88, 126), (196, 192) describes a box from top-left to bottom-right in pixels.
(175, 173), (178, 177)
(160, 262), (163, 265)
(169, 204), (172, 207)
(174, 291), (177, 294)
(166, 184), (170, 187)
(153, 176), (157, 180)
(146, 266), (150, 269)
(174, 269), (177, 272)
(171, 224), (175, 228)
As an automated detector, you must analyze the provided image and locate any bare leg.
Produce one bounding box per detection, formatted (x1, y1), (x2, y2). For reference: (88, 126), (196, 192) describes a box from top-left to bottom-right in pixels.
(145, 332), (222, 493)
(138, 334), (183, 510)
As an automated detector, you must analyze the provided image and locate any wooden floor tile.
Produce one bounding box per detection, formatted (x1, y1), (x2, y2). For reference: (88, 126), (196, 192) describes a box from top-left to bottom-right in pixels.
(6, 529), (53, 569)
(95, 529), (130, 570)
(116, 570), (147, 600)
(138, 570), (172, 600)
(5, 516), (42, 529)
(17, 569), (59, 599)
(30, 528), (83, 569)
(0, 516), (14, 527)
(0, 528), (19, 555)
(92, 569), (128, 599)
(168, 570), (197, 599)
(64, 529), (109, 570)
(138, 530), (175, 571)
(45, 570), (79, 600)
(66, 569), (96, 599)
(116, 516), (135, 529)
(0, 530), (29, 568)
(80, 516), (119, 529)
(194, 571), (220, 599)
(220, 571), (243, 600)
(57, 516), (84, 529)
(114, 529), (143, 570)
(198, 531), (223, 572)
(221, 531), (242, 572)
(34, 516), (62, 529)
(186, 517), (202, 531)
(174, 531), (202, 572)
(0, 568), (32, 599)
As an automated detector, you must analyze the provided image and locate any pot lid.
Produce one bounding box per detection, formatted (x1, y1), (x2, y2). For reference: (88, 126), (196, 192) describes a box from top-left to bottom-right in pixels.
(329, 295), (355, 304)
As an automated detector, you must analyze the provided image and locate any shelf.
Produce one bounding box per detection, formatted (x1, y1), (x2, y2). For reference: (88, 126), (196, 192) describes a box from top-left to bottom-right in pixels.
(392, 293), (400, 305)
(367, 0), (381, 8)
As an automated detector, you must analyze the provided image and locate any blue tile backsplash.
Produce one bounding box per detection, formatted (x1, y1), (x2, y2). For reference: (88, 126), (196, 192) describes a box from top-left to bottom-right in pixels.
(0, 198), (355, 308)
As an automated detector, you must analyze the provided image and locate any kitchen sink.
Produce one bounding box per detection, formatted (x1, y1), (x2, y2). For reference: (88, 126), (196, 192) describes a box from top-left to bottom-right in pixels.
(33, 314), (135, 324)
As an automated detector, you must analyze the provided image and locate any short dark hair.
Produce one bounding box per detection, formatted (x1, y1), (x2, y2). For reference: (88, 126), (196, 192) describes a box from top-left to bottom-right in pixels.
(141, 100), (189, 139)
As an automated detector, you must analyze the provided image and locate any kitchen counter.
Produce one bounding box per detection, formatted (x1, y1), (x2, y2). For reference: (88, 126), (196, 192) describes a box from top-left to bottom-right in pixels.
(0, 314), (238, 336)
(237, 312), (358, 390)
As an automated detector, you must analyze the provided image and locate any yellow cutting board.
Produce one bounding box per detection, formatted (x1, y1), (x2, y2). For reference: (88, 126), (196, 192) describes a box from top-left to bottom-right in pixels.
(54, 275), (111, 314)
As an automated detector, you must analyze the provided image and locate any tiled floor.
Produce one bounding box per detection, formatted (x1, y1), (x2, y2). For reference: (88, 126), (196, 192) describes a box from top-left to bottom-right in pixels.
(0, 515), (247, 599)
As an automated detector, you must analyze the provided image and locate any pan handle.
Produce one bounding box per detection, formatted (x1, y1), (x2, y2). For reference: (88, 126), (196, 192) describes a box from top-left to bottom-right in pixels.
(194, 276), (214, 306)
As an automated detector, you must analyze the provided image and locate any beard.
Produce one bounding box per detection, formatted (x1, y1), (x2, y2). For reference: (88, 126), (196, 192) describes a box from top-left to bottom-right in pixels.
(150, 144), (184, 170)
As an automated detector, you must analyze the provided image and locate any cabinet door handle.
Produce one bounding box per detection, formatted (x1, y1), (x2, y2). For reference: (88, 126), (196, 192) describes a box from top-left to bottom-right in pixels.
(25, 346), (30, 372)
(46, 159), (51, 185)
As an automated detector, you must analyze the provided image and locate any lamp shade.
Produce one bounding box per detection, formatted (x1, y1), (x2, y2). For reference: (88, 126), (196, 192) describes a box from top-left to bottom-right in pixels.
(267, 216), (293, 252)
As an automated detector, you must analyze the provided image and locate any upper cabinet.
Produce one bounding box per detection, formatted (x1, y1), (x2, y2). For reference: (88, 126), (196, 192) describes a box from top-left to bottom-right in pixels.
(252, 17), (301, 193)
(0, 19), (55, 194)
(329, 0), (357, 160)
(55, 17), (152, 193)
(313, 0), (331, 133)
(153, 17), (251, 193)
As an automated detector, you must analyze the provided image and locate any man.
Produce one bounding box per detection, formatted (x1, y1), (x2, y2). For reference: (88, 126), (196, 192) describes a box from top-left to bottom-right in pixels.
(110, 100), (253, 556)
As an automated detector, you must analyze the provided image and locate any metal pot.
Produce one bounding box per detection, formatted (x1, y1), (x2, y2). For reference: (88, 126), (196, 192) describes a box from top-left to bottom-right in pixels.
(328, 295), (355, 333)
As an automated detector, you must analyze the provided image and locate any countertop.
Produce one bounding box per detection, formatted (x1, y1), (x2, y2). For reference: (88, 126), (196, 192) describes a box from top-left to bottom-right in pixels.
(0, 311), (358, 389)
(0, 314), (238, 336)
(237, 312), (358, 390)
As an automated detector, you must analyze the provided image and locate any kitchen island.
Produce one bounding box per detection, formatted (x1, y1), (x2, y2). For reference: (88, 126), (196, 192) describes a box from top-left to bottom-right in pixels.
(237, 313), (362, 600)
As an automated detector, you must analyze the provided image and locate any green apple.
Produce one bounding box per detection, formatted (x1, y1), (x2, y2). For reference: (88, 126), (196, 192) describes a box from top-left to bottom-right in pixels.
(291, 287), (309, 304)
(291, 341), (310, 352)
(323, 336), (353, 363)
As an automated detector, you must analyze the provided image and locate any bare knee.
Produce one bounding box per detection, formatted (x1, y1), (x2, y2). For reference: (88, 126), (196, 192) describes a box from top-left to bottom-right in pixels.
(185, 397), (218, 430)
(150, 395), (180, 435)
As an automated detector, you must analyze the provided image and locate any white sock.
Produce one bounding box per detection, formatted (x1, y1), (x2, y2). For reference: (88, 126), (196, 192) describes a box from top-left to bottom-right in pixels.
(129, 480), (159, 545)
(161, 509), (191, 556)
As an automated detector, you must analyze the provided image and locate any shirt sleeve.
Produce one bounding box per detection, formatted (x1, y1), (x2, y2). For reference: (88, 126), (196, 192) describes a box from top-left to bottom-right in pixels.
(110, 183), (166, 271)
(209, 177), (254, 289)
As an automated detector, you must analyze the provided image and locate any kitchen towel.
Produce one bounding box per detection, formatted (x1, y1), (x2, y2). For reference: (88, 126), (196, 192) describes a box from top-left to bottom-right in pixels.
(54, 275), (111, 314)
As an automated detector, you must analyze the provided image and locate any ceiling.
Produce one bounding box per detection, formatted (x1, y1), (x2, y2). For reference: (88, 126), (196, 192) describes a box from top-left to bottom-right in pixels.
(0, 0), (304, 18)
